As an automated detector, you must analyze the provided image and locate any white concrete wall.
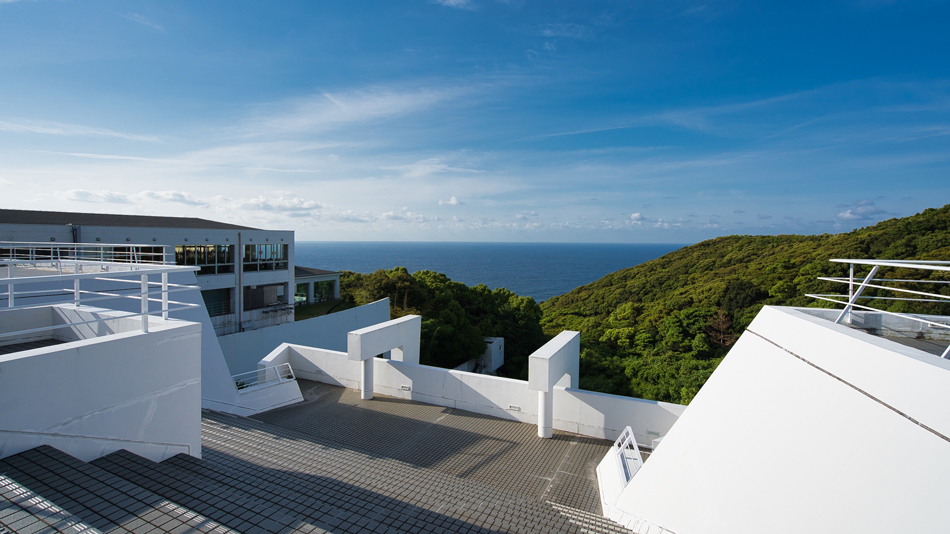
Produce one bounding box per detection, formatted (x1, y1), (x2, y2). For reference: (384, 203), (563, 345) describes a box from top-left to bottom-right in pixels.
(611, 306), (950, 534)
(267, 342), (683, 443)
(553, 387), (685, 443)
(0, 306), (202, 463)
(348, 315), (421, 364)
(529, 331), (580, 391)
(218, 298), (390, 375)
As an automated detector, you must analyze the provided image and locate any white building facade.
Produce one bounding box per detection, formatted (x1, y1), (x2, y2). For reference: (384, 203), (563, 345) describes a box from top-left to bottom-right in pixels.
(0, 209), (295, 335)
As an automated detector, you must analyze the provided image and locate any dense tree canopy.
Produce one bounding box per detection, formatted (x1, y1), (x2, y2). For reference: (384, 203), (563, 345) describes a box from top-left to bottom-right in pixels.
(541, 205), (950, 404)
(339, 267), (548, 375)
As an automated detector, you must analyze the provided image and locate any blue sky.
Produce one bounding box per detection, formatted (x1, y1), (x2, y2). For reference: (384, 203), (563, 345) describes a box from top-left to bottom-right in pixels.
(0, 0), (948, 242)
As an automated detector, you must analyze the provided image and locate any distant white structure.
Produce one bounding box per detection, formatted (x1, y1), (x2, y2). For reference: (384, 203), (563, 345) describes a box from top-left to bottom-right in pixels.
(294, 265), (340, 305)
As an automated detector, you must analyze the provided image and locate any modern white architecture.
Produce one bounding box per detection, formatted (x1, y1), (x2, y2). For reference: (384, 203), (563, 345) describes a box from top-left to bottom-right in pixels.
(2, 229), (948, 534)
(0, 209), (295, 336)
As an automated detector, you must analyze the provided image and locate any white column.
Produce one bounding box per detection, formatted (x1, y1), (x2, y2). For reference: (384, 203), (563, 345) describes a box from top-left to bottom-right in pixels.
(538, 390), (553, 438)
(361, 358), (374, 400)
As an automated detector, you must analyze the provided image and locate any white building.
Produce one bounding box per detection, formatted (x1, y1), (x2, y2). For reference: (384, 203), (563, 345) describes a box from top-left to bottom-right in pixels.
(0, 209), (295, 335)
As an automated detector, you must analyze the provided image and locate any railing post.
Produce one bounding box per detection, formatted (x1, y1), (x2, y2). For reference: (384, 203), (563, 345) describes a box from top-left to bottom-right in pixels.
(74, 263), (80, 307)
(162, 272), (169, 320)
(141, 274), (149, 333)
(7, 263), (13, 308)
(835, 265), (880, 325)
(847, 263), (855, 324)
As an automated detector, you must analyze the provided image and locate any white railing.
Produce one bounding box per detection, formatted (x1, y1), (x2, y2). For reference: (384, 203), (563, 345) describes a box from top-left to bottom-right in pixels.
(807, 259), (950, 358)
(233, 362), (296, 393)
(1, 242), (200, 337)
(2, 241), (168, 264)
(613, 426), (645, 487)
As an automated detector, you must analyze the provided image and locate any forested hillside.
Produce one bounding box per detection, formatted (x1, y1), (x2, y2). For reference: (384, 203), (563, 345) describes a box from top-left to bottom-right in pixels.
(541, 204), (950, 404)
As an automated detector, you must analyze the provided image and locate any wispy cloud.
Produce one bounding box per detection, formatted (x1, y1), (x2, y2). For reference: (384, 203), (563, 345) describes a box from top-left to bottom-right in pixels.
(136, 190), (207, 206)
(243, 86), (467, 137)
(232, 196), (324, 213)
(431, 0), (475, 10)
(122, 13), (164, 31)
(0, 118), (160, 142)
(62, 189), (130, 204)
(538, 23), (588, 39)
(384, 158), (481, 178)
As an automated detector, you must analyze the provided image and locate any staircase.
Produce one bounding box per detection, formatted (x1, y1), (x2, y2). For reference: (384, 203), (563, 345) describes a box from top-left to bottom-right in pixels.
(0, 411), (631, 534)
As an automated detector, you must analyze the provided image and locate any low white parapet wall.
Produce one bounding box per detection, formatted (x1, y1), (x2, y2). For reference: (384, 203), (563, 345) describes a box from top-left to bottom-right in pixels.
(219, 298), (391, 375)
(0, 305), (203, 463)
(261, 341), (684, 444)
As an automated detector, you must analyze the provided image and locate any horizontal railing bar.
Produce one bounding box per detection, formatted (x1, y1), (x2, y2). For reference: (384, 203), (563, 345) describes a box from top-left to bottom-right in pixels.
(828, 259), (950, 272)
(0, 287), (200, 310)
(820, 277), (950, 285)
(0, 304), (200, 340)
(816, 278), (950, 302)
(808, 294), (949, 303)
(807, 295), (950, 330)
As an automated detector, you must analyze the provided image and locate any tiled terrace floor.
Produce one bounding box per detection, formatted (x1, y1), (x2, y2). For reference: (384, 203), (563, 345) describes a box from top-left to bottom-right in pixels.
(252, 381), (619, 516)
(0, 380), (633, 534)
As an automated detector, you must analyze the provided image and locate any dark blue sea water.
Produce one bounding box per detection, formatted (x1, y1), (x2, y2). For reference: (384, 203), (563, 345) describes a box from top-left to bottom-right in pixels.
(295, 242), (684, 302)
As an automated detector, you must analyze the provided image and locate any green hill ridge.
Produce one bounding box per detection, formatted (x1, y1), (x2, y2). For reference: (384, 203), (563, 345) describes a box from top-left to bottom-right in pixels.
(540, 204), (950, 404)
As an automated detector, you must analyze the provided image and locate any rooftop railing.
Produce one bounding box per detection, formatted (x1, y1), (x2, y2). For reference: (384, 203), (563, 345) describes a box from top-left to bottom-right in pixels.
(1, 242), (200, 338)
(612, 426), (645, 487)
(807, 259), (950, 358)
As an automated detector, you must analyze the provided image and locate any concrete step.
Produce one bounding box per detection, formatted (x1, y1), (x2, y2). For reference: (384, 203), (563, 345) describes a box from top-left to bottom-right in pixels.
(0, 446), (231, 534)
(0, 471), (100, 534)
(92, 450), (321, 534)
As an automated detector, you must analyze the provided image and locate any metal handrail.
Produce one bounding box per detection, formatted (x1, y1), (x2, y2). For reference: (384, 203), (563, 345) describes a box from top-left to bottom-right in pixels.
(807, 258), (950, 358)
(2, 242), (200, 335)
(612, 426), (644, 487)
(232, 363), (296, 393)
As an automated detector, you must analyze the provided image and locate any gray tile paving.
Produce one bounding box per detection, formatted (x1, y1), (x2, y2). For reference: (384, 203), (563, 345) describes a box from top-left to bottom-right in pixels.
(253, 380), (614, 515)
(0, 380), (631, 533)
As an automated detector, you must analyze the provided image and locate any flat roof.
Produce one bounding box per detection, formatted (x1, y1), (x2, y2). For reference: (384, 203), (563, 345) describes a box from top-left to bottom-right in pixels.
(295, 266), (340, 277)
(0, 209), (258, 231)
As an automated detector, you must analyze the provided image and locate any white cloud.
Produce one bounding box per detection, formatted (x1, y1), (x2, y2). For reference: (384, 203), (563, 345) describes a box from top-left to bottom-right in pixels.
(439, 196), (464, 206)
(122, 13), (164, 31)
(836, 199), (887, 221)
(385, 158), (480, 178)
(538, 23), (587, 39)
(135, 190), (208, 206)
(381, 208), (436, 223)
(0, 118), (160, 142)
(244, 86), (464, 136)
(629, 212), (653, 225)
(431, 0), (474, 9)
(233, 196), (324, 213)
(63, 189), (130, 204)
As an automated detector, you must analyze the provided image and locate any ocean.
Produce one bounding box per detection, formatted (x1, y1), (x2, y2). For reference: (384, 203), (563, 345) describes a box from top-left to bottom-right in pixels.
(294, 242), (684, 302)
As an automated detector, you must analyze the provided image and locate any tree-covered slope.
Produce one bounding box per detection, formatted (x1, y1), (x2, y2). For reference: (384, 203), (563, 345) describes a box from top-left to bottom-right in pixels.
(540, 205), (950, 404)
